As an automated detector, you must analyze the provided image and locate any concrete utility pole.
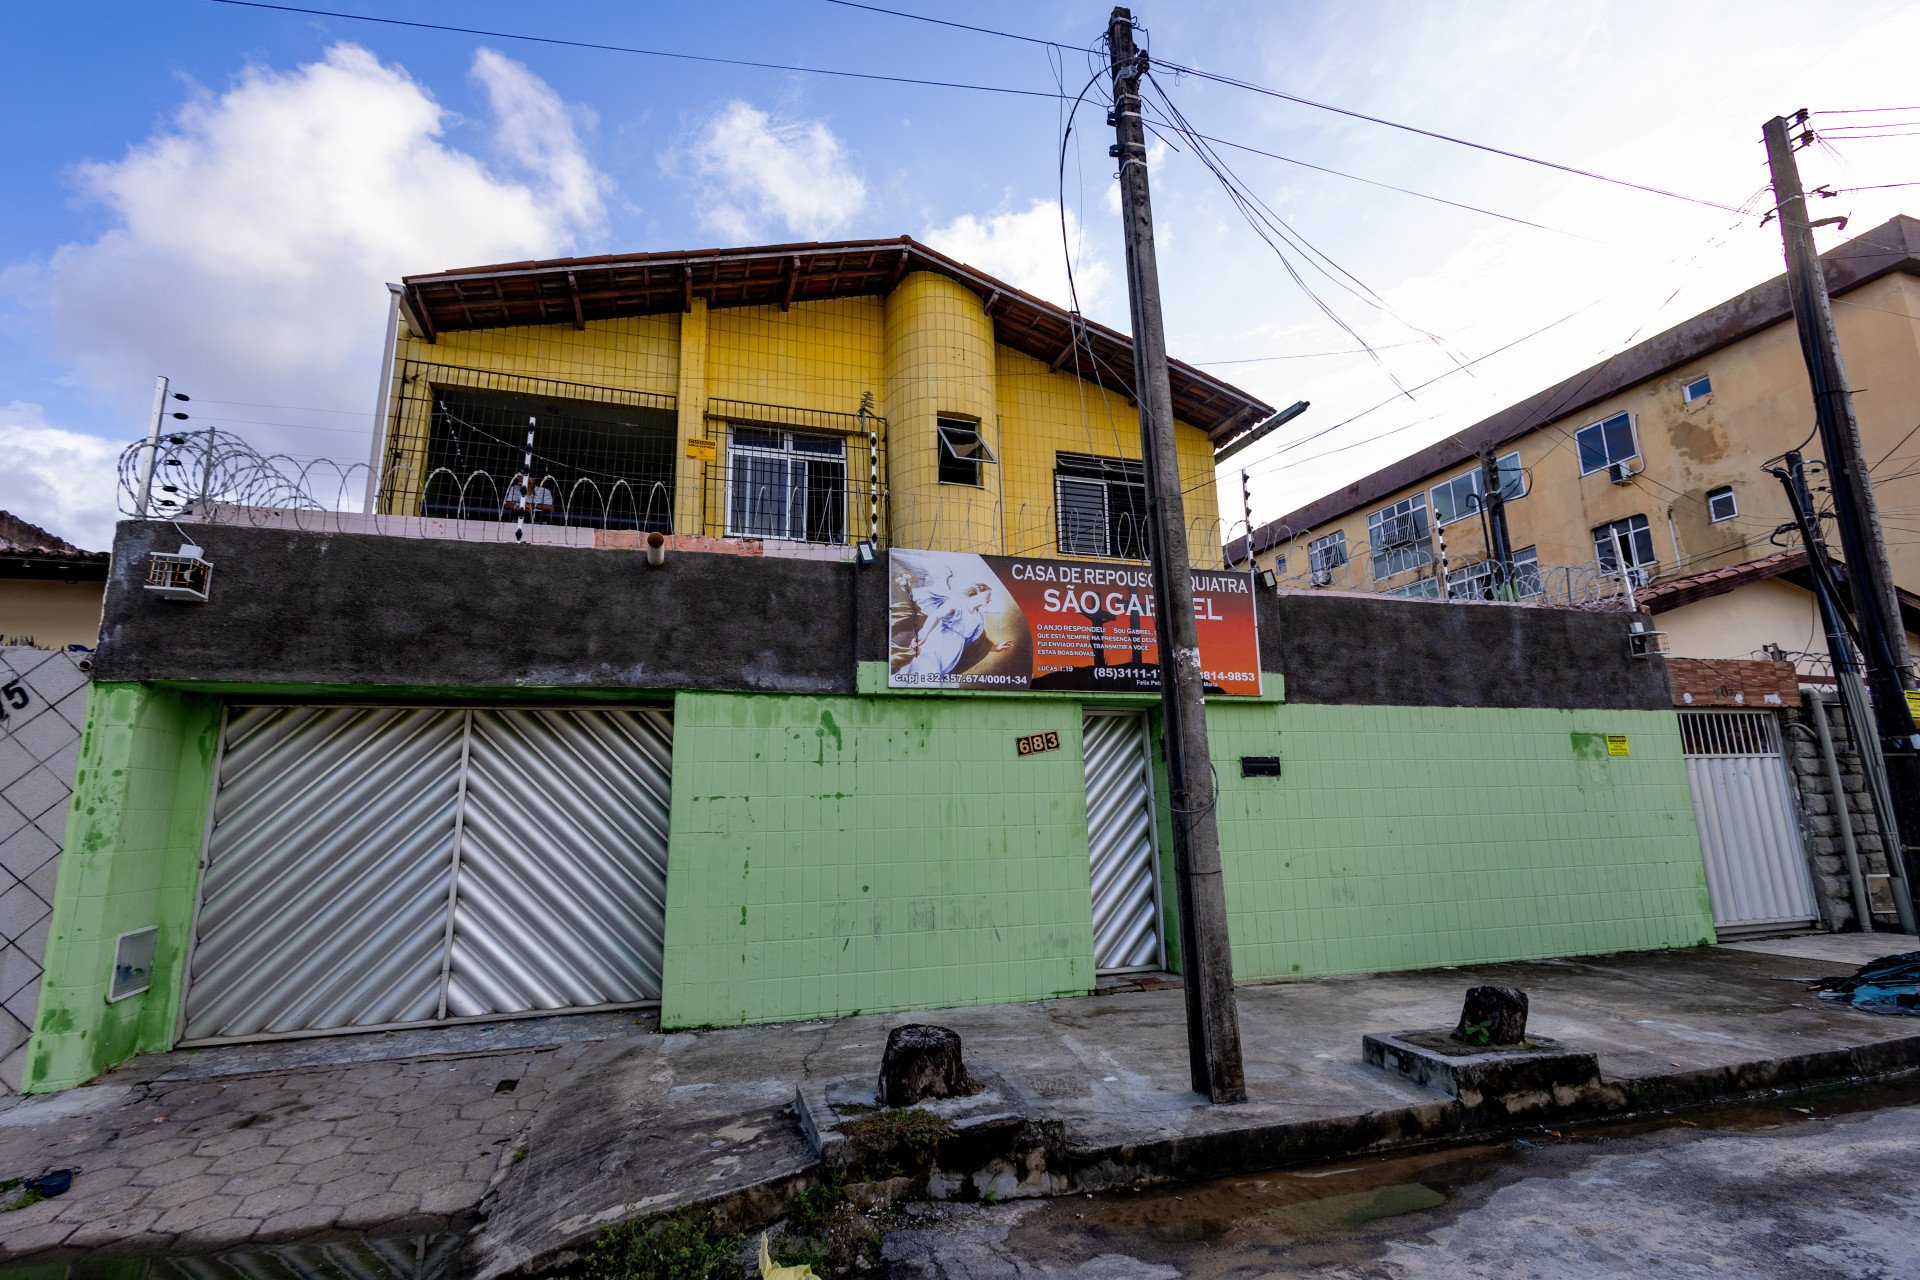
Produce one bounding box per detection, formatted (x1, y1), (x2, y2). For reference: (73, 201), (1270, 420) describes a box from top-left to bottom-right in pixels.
(1764, 111), (1920, 928)
(1477, 446), (1515, 591)
(1107, 6), (1246, 1104)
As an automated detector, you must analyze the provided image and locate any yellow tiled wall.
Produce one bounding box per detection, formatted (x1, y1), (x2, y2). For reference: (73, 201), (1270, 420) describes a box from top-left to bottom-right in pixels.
(377, 286), (1225, 559)
(884, 272), (1001, 553)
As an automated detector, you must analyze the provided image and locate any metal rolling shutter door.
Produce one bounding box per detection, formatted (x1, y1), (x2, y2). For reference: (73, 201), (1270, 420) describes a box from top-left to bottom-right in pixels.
(447, 708), (672, 1015)
(184, 705), (673, 1042)
(184, 706), (465, 1041)
(1083, 711), (1164, 972)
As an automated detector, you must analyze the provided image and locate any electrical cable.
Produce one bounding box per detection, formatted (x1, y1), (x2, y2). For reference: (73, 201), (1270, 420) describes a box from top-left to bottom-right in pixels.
(210, 0), (1076, 100)
(1151, 57), (1748, 213)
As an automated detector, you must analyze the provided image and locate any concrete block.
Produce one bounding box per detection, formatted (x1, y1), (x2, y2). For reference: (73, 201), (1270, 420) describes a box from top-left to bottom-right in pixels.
(796, 1061), (1067, 1202)
(1362, 1029), (1609, 1118)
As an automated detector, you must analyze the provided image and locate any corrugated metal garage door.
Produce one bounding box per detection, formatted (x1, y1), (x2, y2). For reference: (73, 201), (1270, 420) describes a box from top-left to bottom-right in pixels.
(1680, 710), (1818, 933)
(183, 704), (672, 1043)
(1082, 711), (1164, 973)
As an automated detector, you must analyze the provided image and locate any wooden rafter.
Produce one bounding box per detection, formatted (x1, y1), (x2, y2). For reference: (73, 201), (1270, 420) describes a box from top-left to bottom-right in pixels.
(566, 272), (585, 330)
(781, 256), (801, 311)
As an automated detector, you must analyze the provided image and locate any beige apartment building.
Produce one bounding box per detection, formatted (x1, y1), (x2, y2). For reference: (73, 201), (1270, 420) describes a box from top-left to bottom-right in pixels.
(1239, 216), (1920, 679)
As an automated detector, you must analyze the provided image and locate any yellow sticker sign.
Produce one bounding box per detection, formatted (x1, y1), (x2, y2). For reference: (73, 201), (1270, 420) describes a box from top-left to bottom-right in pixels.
(1605, 734), (1630, 757)
(1906, 689), (1920, 728)
(685, 438), (718, 462)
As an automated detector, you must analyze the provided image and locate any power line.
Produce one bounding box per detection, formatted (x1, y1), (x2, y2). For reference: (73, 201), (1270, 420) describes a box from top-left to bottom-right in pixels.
(820, 0), (1622, 240)
(210, 0), (1073, 100)
(821, 1), (1071, 50)
(1140, 115), (1586, 237)
(1152, 57), (1747, 214)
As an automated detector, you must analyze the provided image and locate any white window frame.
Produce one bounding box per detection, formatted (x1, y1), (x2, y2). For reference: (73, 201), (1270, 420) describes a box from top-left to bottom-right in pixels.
(1683, 375), (1713, 403)
(1707, 485), (1738, 523)
(725, 426), (848, 542)
(1512, 546), (1543, 598)
(1575, 412), (1640, 477)
(1593, 514), (1657, 585)
(1308, 530), (1348, 576)
(1380, 576), (1441, 600)
(1430, 470), (1482, 528)
(1368, 493), (1432, 580)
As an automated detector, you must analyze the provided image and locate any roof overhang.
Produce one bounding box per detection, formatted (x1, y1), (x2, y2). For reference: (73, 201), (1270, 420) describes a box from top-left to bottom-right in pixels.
(401, 236), (1274, 444)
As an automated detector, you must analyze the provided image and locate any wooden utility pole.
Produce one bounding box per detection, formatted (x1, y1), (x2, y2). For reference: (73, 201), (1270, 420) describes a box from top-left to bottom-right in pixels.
(1107, 6), (1246, 1104)
(1764, 111), (1920, 927)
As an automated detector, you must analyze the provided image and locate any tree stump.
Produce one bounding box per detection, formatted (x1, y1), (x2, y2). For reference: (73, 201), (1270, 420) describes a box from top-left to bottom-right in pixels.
(1453, 986), (1528, 1046)
(878, 1024), (968, 1106)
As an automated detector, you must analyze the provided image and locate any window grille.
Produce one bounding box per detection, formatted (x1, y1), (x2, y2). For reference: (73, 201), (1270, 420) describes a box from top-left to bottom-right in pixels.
(412, 378), (677, 530)
(1368, 493), (1431, 579)
(726, 427), (849, 544)
(1308, 531), (1348, 576)
(1055, 454), (1148, 559)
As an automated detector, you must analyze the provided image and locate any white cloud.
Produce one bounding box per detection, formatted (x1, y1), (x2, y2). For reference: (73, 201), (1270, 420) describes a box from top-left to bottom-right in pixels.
(22, 43), (607, 474)
(685, 101), (866, 241)
(472, 48), (607, 229)
(0, 403), (121, 552)
(921, 200), (1113, 313)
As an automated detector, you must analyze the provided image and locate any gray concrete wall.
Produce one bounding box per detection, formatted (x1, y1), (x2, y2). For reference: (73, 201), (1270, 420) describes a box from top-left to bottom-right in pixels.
(1260, 591), (1673, 711)
(98, 521), (864, 695)
(97, 521), (1670, 712)
(1785, 692), (1903, 932)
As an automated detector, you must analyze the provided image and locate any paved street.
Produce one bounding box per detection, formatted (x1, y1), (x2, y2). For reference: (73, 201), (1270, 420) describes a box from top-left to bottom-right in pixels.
(881, 1082), (1920, 1279)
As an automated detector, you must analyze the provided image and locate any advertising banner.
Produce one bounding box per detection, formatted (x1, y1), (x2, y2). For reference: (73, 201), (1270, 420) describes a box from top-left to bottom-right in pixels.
(887, 549), (1261, 695)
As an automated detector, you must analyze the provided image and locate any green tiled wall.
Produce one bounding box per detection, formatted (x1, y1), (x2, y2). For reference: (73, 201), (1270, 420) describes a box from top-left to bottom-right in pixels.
(25, 684), (219, 1091)
(1209, 703), (1714, 980)
(661, 692), (1100, 1027)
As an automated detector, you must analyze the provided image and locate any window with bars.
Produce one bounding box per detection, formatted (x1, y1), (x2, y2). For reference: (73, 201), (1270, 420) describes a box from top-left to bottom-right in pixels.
(1308, 531), (1347, 579)
(726, 427), (848, 543)
(424, 388), (677, 529)
(1367, 493), (1432, 579)
(1055, 454), (1148, 559)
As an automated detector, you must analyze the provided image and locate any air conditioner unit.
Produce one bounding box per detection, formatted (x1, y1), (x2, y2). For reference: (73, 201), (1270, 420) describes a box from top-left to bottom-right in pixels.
(1606, 461), (1636, 484)
(1310, 568), (1333, 588)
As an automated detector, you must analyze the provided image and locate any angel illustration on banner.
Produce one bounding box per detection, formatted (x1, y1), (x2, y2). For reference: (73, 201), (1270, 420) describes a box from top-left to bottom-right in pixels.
(889, 550), (1028, 683)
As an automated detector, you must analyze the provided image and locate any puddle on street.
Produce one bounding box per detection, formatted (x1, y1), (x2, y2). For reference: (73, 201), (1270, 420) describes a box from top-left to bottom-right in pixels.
(1004, 1072), (1920, 1272)
(0, 1233), (463, 1280)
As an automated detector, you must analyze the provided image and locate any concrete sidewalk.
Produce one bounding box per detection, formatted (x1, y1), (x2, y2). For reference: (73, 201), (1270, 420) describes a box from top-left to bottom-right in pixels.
(0, 935), (1914, 1269)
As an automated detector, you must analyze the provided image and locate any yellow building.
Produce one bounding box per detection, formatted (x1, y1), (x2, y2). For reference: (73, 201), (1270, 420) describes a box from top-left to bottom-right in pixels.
(1242, 216), (1920, 677)
(369, 238), (1270, 564)
(0, 512), (106, 651)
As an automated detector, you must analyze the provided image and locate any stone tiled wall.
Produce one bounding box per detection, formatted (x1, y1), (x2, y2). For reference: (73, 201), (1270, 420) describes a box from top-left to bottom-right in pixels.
(0, 647), (90, 1091)
(1785, 691), (1903, 931)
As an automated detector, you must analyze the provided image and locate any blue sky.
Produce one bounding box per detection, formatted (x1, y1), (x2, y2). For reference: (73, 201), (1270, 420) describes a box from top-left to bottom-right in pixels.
(5, 1), (1920, 550)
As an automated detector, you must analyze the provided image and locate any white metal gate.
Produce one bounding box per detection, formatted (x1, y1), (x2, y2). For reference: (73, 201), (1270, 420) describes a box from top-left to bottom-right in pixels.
(1679, 710), (1818, 932)
(1082, 711), (1163, 973)
(183, 704), (672, 1043)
